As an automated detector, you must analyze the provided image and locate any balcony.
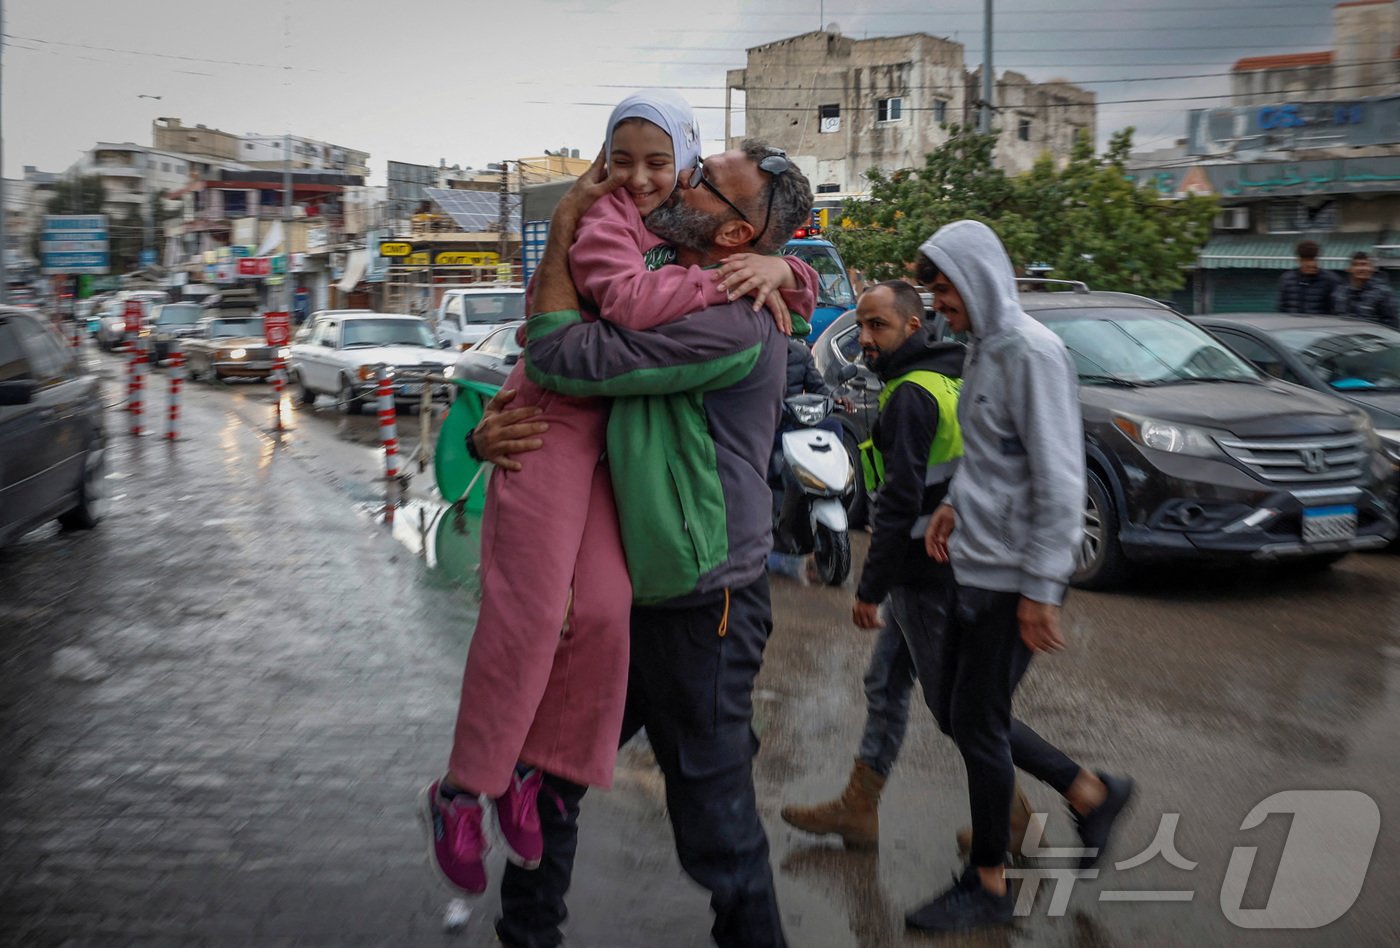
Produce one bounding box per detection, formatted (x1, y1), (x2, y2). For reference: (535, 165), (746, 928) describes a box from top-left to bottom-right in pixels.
(91, 163), (145, 178)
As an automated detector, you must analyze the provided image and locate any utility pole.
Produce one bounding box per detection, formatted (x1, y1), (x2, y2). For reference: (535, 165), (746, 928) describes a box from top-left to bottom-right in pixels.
(979, 0), (995, 135)
(283, 132), (293, 309)
(497, 159), (509, 276)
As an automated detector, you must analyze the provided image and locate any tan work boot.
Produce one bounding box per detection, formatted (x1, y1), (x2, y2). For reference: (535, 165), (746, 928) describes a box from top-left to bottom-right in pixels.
(955, 785), (1033, 859)
(780, 758), (886, 850)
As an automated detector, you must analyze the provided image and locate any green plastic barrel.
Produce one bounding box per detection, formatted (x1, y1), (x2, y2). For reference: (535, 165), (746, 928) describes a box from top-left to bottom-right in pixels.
(435, 378), (501, 512)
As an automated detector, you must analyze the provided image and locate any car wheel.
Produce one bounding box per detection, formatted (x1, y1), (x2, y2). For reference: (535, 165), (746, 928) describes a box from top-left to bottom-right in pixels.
(57, 439), (109, 530)
(1072, 470), (1129, 590)
(339, 376), (362, 415)
(841, 430), (869, 530)
(292, 371), (316, 406)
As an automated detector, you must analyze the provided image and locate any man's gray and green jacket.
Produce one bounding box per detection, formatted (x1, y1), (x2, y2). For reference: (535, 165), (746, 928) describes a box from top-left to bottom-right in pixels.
(525, 303), (787, 606)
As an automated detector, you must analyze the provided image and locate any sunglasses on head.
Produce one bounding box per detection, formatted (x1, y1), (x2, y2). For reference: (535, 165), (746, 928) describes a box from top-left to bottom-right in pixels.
(686, 149), (792, 246)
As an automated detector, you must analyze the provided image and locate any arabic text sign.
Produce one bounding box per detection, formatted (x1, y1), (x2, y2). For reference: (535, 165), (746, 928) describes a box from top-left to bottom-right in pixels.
(1129, 156), (1400, 200)
(1188, 95), (1400, 157)
(41, 214), (110, 274)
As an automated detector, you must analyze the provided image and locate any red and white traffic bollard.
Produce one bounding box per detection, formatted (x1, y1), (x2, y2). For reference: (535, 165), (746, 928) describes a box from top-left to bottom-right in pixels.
(270, 356), (287, 432)
(166, 342), (184, 442)
(128, 337), (148, 437)
(377, 365), (399, 524)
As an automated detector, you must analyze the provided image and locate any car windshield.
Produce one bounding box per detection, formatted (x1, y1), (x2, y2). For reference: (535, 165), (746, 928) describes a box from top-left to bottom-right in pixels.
(342, 318), (436, 348)
(156, 304), (202, 326)
(1276, 325), (1400, 391)
(782, 244), (856, 310)
(210, 318), (262, 338)
(460, 293), (526, 325)
(1041, 308), (1260, 385)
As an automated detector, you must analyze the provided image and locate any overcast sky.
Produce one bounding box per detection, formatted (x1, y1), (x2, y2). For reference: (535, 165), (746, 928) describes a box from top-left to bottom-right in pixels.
(3, 0), (1339, 184)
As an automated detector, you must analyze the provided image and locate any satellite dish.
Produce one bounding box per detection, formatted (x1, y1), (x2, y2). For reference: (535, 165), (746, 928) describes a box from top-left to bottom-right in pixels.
(826, 21), (840, 34)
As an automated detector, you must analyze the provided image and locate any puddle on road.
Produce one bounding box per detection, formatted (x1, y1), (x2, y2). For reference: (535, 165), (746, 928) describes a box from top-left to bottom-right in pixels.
(364, 495), (484, 599)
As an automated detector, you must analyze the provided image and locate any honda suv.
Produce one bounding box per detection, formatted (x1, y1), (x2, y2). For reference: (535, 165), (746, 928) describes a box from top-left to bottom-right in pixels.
(1007, 282), (1395, 587)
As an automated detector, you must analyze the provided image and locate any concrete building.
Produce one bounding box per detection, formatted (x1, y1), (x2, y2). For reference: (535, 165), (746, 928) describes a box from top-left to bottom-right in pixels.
(152, 118), (369, 178)
(725, 29), (1095, 196)
(1128, 0), (1400, 312)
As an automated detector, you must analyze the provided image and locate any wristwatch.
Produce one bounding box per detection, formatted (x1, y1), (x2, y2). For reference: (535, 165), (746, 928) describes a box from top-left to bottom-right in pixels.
(465, 427), (484, 462)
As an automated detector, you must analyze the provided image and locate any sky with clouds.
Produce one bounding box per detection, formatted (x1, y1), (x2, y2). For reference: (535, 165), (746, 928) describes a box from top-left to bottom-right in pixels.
(3, 0), (1340, 183)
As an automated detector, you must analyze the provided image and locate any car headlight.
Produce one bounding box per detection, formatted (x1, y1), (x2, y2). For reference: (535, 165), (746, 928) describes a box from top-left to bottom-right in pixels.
(357, 364), (394, 381)
(277, 347), (290, 359)
(1112, 413), (1224, 458)
(1376, 428), (1400, 463)
(229, 348), (247, 359)
(443, 364), (456, 379)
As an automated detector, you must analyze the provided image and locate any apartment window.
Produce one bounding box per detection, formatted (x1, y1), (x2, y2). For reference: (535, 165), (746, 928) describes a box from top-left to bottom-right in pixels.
(162, 162), (170, 172)
(245, 143), (254, 150)
(816, 184), (841, 194)
(1266, 199), (1339, 234)
(819, 104), (841, 134)
(877, 97), (903, 122)
(932, 99), (948, 124)
(1018, 117), (1032, 142)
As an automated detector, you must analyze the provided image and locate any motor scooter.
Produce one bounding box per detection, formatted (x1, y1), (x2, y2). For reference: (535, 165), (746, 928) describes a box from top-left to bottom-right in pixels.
(772, 392), (854, 585)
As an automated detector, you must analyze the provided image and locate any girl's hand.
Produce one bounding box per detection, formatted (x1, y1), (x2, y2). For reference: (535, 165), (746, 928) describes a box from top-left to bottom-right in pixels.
(715, 254), (797, 335)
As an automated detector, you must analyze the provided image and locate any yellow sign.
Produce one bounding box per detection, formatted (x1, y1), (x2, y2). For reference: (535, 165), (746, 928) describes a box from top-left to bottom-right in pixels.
(816, 208), (829, 230)
(405, 251), (431, 267)
(496, 263), (514, 282)
(379, 242), (413, 257)
(434, 251), (499, 267)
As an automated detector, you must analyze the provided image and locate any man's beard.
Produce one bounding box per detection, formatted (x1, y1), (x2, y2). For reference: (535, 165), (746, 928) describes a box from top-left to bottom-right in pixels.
(645, 197), (725, 253)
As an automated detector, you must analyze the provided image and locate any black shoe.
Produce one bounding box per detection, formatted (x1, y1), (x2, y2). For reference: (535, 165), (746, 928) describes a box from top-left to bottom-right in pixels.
(905, 865), (1014, 933)
(1074, 771), (1135, 869)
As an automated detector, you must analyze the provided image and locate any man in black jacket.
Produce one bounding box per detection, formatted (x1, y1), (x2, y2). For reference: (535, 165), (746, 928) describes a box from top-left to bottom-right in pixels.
(782, 282), (1028, 849)
(1277, 240), (1341, 315)
(1333, 251), (1398, 328)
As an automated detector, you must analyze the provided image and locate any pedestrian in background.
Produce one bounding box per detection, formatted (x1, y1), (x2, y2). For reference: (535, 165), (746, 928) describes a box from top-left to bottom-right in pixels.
(913, 220), (1134, 934)
(779, 282), (1039, 855)
(1333, 251), (1398, 329)
(1277, 239), (1341, 315)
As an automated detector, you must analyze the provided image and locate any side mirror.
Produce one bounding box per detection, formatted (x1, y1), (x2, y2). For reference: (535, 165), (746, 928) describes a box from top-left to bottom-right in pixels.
(837, 363), (859, 383)
(503, 353), (520, 366)
(440, 339), (453, 349)
(0, 379), (39, 406)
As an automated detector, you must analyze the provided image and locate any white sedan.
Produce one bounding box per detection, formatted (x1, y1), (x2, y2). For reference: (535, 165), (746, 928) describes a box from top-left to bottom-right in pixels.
(288, 312), (458, 414)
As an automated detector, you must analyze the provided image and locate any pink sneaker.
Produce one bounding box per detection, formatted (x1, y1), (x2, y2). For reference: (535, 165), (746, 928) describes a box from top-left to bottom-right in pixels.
(417, 779), (489, 894)
(493, 768), (544, 870)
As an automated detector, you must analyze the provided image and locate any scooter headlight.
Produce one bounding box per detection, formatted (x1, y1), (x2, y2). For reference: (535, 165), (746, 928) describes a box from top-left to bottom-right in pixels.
(790, 402), (827, 427)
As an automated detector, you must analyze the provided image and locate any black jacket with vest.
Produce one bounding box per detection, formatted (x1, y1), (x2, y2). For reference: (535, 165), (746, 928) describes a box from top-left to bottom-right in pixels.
(856, 326), (967, 605)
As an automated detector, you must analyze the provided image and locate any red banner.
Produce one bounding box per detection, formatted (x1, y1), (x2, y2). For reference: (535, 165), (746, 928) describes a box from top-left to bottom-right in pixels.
(237, 257), (272, 277)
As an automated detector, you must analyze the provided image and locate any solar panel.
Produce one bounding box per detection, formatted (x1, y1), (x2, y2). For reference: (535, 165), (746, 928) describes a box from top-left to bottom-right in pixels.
(424, 187), (520, 234)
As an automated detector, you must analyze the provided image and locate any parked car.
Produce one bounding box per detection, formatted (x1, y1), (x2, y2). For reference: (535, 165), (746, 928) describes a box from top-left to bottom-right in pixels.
(0, 306), (107, 546)
(781, 236), (857, 342)
(1190, 313), (1400, 467)
(976, 283), (1396, 586)
(97, 289), (167, 351)
(146, 302), (206, 362)
(447, 320), (523, 389)
(184, 314), (281, 382)
(289, 312), (457, 414)
(292, 309), (372, 344)
(434, 287), (526, 350)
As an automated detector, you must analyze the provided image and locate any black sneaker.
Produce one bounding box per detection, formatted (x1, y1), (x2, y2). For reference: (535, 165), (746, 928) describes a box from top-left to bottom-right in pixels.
(905, 865), (1014, 933)
(1074, 771), (1135, 869)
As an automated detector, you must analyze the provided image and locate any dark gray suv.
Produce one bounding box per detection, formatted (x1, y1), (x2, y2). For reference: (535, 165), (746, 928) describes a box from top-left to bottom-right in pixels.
(814, 282), (1396, 588)
(0, 308), (108, 546)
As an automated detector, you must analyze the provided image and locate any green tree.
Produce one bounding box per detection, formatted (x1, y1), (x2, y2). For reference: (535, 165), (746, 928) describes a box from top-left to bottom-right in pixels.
(828, 126), (1216, 298)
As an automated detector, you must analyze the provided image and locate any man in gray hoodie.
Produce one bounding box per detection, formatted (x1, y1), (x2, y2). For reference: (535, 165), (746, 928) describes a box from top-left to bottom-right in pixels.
(912, 220), (1133, 933)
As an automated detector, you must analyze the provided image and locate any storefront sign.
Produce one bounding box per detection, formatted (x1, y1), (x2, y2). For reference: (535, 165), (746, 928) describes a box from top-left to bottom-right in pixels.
(434, 251), (499, 267)
(1128, 156), (1400, 199)
(379, 242), (413, 257)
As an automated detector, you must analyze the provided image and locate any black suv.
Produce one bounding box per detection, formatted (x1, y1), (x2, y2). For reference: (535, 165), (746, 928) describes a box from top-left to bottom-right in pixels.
(0, 307), (108, 546)
(815, 283), (1396, 588)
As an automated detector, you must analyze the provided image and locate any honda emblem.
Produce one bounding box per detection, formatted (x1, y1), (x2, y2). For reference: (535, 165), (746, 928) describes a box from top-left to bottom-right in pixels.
(1299, 447), (1328, 474)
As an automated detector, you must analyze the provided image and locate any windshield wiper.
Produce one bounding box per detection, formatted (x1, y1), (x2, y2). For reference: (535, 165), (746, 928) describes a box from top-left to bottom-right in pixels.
(1079, 374), (1138, 387)
(342, 341), (378, 348)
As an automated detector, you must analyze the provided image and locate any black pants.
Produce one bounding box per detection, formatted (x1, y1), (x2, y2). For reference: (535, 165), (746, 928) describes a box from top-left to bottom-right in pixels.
(937, 585), (1083, 868)
(497, 577), (786, 948)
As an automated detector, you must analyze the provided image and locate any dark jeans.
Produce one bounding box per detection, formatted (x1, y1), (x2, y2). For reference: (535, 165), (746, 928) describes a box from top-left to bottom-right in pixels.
(938, 585), (1083, 868)
(498, 577), (786, 948)
(857, 583), (953, 777)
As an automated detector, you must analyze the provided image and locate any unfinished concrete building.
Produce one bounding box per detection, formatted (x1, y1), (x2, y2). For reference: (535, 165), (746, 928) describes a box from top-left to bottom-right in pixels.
(726, 30), (1095, 196)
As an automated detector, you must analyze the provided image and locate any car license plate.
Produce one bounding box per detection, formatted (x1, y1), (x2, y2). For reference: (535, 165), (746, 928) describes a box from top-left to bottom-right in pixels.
(1302, 505), (1357, 543)
(398, 383), (421, 396)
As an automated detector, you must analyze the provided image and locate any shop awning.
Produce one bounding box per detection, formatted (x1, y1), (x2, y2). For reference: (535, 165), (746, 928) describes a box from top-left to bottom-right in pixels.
(1197, 233), (1381, 269)
(336, 249), (368, 293)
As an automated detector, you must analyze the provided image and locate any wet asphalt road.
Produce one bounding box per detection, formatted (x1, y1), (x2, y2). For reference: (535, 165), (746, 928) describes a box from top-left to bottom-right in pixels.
(1, 347), (1397, 947)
